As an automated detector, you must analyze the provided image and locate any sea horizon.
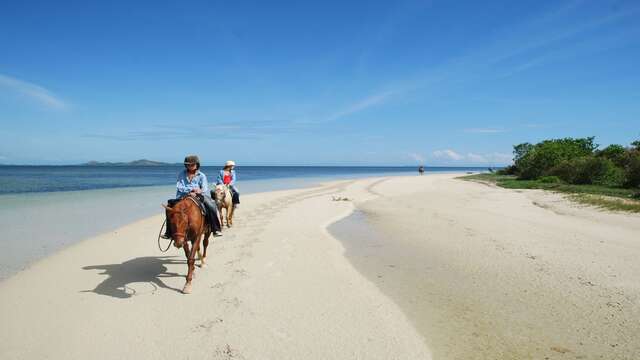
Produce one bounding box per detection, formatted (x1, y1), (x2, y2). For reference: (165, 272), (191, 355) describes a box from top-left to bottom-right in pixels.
(0, 165), (493, 195)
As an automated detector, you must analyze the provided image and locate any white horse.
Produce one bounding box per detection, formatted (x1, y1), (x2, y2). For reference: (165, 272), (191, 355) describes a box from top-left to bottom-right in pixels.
(214, 184), (234, 228)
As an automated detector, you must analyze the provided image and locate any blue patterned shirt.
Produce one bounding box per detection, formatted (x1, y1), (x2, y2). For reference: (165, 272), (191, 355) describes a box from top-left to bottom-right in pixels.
(175, 170), (209, 199)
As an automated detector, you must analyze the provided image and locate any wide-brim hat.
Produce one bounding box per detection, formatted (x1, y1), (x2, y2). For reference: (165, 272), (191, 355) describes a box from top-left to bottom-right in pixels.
(225, 160), (236, 167)
(184, 155), (201, 168)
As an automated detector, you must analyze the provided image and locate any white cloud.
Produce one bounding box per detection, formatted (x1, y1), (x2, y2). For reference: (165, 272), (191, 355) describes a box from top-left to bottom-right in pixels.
(431, 150), (512, 164)
(432, 149), (464, 161)
(408, 152), (425, 163)
(0, 73), (67, 110)
(466, 153), (487, 162)
(489, 153), (513, 163)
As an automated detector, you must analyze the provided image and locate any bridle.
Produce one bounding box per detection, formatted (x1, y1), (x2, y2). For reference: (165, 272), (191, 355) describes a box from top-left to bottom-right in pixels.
(170, 196), (205, 241)
(215, 185), (229, 204)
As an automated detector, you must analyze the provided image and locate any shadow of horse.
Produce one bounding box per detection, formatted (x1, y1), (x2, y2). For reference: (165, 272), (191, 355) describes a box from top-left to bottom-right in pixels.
(82, 256), (186, 298)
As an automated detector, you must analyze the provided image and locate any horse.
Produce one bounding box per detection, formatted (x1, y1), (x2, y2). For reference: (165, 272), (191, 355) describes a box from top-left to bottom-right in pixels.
(213, 184), (234, 228)
(162, 195), (212, 294)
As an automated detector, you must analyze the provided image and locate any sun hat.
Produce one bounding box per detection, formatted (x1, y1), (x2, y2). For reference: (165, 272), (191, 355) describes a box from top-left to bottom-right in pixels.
(225, 160), (236, 167)
(184, 155), (201, 169)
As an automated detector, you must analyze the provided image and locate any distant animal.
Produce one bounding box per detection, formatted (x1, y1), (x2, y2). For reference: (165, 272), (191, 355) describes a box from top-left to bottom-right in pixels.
(162, 195), (212, 294)
(213, 184), (234, 228)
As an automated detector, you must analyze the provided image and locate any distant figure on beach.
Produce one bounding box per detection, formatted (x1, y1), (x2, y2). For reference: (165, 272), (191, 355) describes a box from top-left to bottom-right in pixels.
(217, 160), (240, 208)
(162, 155), (222, 239)
(418, 165), (425, 175)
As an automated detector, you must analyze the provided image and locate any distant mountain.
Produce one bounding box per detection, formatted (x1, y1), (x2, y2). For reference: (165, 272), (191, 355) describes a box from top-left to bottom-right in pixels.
(81, 159), (175, 166)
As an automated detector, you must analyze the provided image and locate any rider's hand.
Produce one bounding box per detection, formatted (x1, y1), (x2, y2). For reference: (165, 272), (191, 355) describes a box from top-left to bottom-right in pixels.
(191, 188), (202, 194)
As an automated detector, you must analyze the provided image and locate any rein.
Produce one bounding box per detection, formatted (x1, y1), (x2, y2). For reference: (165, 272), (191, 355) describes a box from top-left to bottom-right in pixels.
(157, 219), (173, 252)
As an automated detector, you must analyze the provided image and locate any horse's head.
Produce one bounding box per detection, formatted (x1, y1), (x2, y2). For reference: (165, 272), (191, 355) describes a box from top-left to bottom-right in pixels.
(214, 184), (227, 202)
(162, 203), (188, 248)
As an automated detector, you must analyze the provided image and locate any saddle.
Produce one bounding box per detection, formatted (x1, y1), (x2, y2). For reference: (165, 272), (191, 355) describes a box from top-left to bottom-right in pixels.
(168, 196), (207, 217)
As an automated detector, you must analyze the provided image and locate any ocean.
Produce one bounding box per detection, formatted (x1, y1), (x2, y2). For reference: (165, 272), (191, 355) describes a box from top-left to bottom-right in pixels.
(0, 165), (487, 281)
(0, 165), (487, 194)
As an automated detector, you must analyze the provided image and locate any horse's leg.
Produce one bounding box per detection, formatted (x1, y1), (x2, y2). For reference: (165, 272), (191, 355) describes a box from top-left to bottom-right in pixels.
(183, 239), (197, 294)
(196, 234), (204, 265)
(229, 204), (234, 226)
(201, 229), (210, 268)
(218, 205), (224, 229)
(182, 241), (193, 294)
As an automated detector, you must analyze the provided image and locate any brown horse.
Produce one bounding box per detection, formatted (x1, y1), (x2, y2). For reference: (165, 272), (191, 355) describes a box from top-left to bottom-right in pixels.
(214, 184), (234, 228)
(162, 195), (212, 294)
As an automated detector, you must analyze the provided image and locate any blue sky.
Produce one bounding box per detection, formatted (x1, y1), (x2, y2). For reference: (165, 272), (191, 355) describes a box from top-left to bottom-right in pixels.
(0, 0), (638, 165)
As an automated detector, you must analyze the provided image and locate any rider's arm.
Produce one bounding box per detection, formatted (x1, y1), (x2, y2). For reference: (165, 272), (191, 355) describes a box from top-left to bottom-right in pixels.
(216, 170), (223, 185)
(200, 173), (210, 194)
(229, 170), (236, 185)
(176, 172), (190, 198)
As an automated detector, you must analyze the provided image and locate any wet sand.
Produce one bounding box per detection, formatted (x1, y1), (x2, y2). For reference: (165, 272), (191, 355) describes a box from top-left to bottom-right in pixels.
(331, 175), (640, 359)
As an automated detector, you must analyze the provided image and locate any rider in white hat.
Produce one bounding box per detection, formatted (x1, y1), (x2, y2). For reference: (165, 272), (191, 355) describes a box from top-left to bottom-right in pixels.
(217, 160), (240, 208)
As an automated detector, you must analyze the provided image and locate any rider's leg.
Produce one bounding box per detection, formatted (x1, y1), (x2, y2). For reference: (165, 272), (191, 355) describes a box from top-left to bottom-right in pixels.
(202, 195), (222, 234)
(162, 199), (178, 238)
(162, 216), (172, 239)
(230, 185), (240, 207)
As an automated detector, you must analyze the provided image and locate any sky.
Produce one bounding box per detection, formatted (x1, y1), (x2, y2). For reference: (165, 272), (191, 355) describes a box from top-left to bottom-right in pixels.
(0, 0), (639, 166)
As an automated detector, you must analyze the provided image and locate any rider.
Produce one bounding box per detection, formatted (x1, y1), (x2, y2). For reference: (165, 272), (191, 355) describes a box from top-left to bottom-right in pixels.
(162, 155), (222, 239)
(217, 160), (240, 208)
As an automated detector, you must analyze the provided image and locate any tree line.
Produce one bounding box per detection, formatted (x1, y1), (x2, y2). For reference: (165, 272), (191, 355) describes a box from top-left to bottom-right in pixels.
(499, 137), (640, 189)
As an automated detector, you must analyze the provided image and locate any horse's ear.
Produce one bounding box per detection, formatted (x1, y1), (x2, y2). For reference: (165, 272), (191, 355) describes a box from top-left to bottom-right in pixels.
(162, 204), (174, 212)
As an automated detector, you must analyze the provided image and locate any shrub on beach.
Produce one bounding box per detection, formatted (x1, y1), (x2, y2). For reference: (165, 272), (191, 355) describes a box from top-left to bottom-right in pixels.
(515, 137), (597, 180)
(548, 156), (613, 185)
(505, 136), (640, 189)
(596, 144), (627, 167)
(624, 150), (640, 188)
(496, 165), (517, 175)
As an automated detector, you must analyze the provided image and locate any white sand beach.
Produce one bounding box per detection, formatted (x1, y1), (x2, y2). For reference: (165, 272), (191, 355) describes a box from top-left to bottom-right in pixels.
(1, 174), (639, 359)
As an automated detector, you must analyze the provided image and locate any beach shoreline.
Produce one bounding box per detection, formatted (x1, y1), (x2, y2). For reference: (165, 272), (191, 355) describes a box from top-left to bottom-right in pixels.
(1, 172), (434, 282)
(0, 176), (434, 359)
(2, 174), (638, 359)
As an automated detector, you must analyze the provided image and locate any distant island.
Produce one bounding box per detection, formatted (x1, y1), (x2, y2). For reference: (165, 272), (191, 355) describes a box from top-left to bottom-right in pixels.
(81, 159), (176, 166)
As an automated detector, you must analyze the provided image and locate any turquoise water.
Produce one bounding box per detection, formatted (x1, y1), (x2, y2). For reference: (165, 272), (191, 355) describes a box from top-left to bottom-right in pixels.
(0, 165), (487, 194)
(0, 166), (486, 281)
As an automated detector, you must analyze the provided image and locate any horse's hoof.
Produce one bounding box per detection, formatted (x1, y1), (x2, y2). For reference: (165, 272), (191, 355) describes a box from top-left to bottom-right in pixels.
(182, 283), (192, 294)
(200, 261), (207, 269)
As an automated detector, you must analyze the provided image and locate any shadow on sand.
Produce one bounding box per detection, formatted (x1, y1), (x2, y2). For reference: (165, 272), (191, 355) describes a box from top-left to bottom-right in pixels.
(82, 256), (185, 298)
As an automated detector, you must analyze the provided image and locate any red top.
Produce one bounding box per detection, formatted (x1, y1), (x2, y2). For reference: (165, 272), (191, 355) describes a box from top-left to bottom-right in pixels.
(223, 173), (232, 185)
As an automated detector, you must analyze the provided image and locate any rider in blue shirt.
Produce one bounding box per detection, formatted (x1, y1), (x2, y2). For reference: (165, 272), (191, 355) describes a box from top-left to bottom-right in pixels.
(163, 155), (222, 239)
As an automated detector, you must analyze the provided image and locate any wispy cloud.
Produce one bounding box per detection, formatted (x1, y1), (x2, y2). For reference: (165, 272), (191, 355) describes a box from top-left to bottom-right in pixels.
(82, 120), (306, 141)
(463, 128), (507, 134)
(325, 91), (394, 122)
(490, 6), (640, 66)
(384, 1), (640, 102)
(0, 73), (67, 110)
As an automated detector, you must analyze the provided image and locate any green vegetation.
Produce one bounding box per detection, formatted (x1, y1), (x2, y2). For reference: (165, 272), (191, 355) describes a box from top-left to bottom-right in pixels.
(461, 135), (640, 213)
(462, 173), (640, 213)
(500, 136), (640, 188)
